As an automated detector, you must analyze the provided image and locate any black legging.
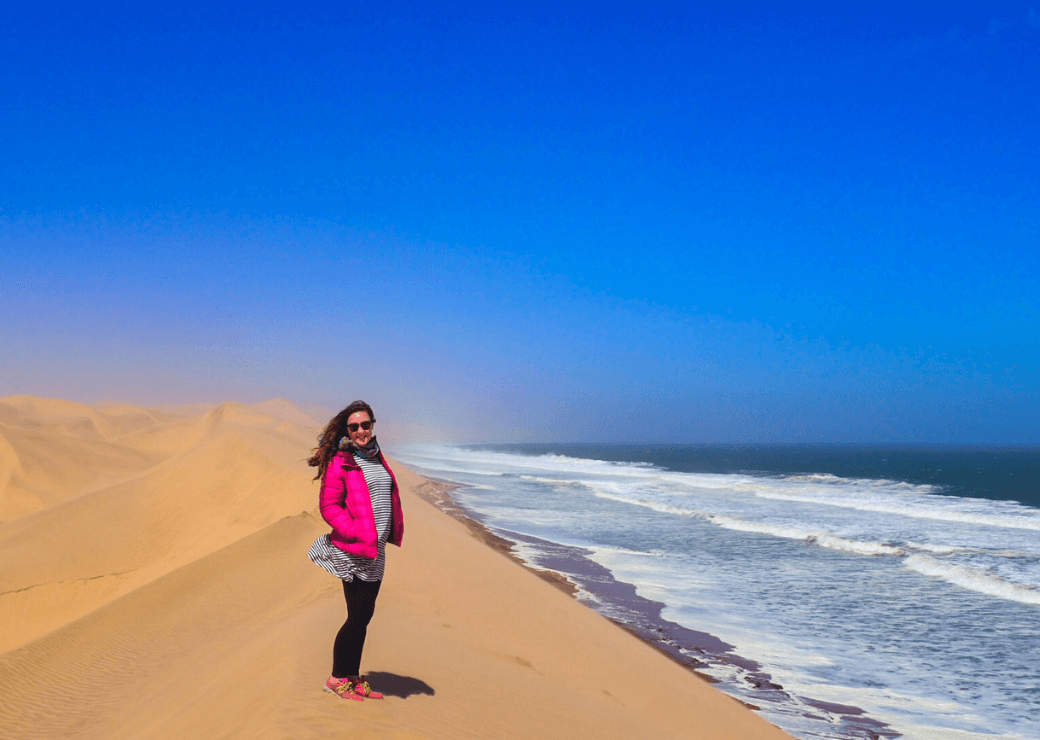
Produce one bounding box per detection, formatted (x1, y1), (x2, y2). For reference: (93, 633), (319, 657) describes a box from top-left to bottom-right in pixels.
(332, 578), (382, 678)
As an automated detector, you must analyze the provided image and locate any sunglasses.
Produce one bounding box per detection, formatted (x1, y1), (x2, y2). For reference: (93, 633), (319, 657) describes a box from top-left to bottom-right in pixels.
(347, 421), (373, 432)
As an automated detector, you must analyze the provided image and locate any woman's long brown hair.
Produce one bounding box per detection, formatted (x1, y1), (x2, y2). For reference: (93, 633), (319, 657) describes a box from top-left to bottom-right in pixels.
(307, 400), (376, 481)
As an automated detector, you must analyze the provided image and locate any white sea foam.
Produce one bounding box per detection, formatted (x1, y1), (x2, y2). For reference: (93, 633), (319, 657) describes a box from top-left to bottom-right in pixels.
(891, 725), (1036, 740)
(782, 473), (846, 483)
(707, 515), (906, 556)
(582, 486), (986, 562)
(903, 554), (1040, 606)
(906, 541), (963, 555)
(586, 488), (707, 517)
(454, 481), (497, 490)
(517, 475), (590, 488)
(755, 489), (1040, 532)
(585, 543), (664, 558)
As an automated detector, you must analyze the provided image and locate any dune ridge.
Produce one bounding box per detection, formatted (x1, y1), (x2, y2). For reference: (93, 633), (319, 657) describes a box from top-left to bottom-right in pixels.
(0, 396), (318, 653)
(0, 396), (791, 740)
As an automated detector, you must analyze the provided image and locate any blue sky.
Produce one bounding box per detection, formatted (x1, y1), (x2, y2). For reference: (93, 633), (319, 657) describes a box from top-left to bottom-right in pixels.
(2, 2), (1037, 443)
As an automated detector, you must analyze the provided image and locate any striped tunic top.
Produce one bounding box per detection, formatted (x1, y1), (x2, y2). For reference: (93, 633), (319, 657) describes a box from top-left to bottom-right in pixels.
(308, 452), (394, 582)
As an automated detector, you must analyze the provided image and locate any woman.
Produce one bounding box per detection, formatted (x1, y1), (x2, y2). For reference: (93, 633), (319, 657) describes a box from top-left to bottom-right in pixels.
(307, 400), (404, 701)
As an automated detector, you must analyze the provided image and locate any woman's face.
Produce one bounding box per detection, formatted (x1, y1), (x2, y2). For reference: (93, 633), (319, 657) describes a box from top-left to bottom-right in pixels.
(347, 410), (374, 447)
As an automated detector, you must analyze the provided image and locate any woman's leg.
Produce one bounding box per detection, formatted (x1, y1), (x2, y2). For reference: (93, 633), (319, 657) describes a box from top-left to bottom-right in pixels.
(331, 578), (382, 678)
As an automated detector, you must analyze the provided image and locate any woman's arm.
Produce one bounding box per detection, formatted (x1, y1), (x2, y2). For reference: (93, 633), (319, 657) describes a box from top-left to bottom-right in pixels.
(318, 455), (362, 542)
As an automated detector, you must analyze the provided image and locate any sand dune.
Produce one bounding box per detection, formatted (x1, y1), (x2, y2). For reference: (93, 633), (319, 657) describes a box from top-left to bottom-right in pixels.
(255, 397), (324, 428)
(0, 397), (172, 520)
(0, 399), (317, 653)
(0, 396), (169, 441)
(0, 396), (791, 740)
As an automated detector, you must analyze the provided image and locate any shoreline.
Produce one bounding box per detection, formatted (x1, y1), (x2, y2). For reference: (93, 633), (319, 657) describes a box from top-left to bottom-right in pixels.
(412, 473), (900, 740)
(0, 396), (879, 739)
(409, 474), (580, 598)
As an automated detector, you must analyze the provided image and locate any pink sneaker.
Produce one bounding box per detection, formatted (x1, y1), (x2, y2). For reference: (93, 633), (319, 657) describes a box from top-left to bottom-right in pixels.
(324, 676), (365, 701)
(349, 676), (384, 700)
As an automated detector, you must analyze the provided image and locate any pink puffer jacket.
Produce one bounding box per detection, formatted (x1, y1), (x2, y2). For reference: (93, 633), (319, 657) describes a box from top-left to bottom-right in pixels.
(319, 451), (404, 559)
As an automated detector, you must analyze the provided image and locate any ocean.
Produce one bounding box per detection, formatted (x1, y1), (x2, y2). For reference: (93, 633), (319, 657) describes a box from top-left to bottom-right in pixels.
(392, 444), (1040, 740)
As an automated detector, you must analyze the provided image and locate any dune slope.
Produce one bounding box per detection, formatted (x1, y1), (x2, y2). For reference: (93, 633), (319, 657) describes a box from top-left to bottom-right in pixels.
(0, 397), (791, 740)
(0, 398), (317, 653)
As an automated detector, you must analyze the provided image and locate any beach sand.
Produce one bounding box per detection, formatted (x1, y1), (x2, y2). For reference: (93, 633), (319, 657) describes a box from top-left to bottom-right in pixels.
(0, 396), (792, 740)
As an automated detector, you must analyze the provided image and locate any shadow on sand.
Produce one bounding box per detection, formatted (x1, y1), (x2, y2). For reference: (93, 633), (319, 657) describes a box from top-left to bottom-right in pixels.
(366, 672), (435, 698)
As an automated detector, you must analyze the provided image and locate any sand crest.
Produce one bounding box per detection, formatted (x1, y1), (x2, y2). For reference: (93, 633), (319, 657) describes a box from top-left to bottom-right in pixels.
(0, 396), (791, 740)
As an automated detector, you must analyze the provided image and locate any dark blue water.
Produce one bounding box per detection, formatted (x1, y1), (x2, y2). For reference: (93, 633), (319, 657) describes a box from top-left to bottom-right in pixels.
(472, 444), (1040, 508)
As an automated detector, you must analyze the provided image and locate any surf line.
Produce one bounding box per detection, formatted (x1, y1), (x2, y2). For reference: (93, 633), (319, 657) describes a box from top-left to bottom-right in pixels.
(414, 477), (900, 740)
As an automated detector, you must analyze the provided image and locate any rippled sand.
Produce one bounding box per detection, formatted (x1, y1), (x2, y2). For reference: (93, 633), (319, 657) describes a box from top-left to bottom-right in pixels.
(0, 395), (791, 740)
